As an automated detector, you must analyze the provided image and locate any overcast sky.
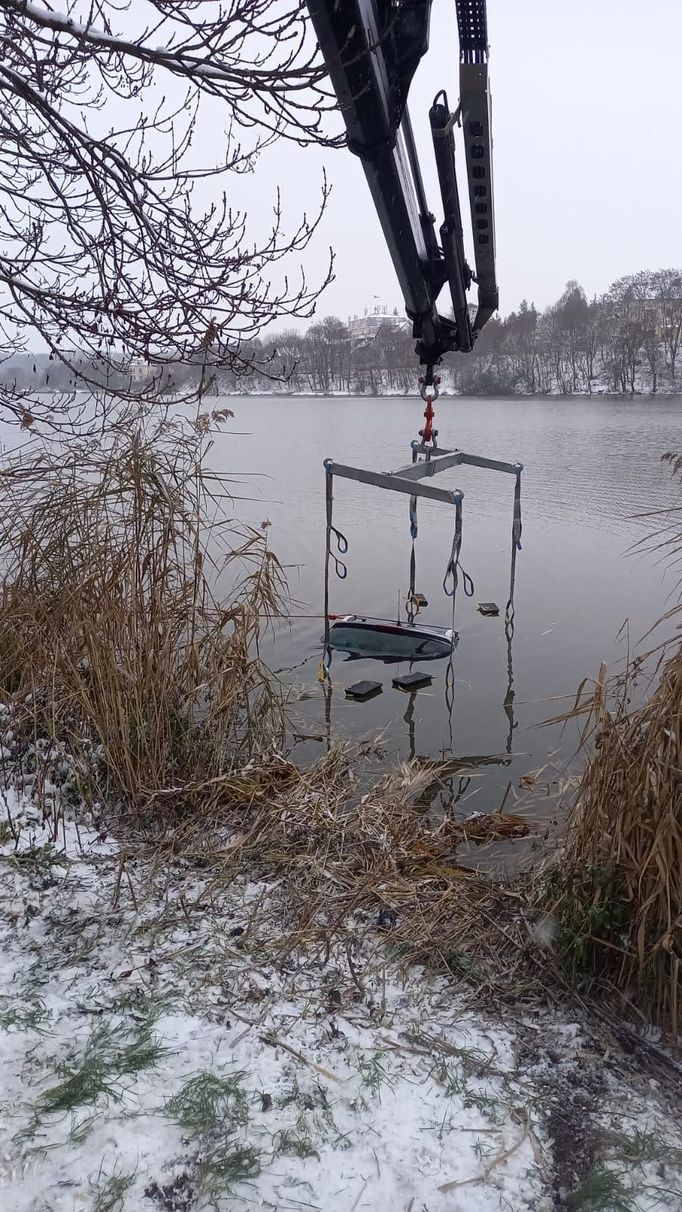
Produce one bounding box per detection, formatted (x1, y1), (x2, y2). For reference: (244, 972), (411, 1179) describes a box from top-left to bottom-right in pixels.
(249, 0), (681, 326)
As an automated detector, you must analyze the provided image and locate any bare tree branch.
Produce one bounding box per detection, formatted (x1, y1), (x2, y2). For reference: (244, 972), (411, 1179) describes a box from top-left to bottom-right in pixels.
(0, 0), (340, 429)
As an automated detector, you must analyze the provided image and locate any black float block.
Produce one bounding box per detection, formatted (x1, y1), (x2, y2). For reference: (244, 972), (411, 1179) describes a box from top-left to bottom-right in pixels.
(392, 671), (433, 692)
(344, 680), (383, 702)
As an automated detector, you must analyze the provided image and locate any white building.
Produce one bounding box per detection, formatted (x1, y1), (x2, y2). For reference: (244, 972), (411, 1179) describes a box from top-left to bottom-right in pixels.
(347, 305), (409, 345)
(130, 357), (149, 385)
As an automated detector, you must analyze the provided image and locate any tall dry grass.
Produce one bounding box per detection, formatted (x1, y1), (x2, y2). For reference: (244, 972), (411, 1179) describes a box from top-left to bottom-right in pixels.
(0, 405), (286, 820)
(549, 454), (682, 1036)
(546, 653), (681, 1035)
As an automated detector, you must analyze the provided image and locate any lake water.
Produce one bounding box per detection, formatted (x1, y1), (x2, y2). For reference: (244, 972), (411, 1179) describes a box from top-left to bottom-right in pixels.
(212, 395), (682, 843)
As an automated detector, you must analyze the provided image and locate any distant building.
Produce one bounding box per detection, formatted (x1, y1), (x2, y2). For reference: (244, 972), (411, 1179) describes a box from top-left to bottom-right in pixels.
(637, 296), (682, 339)
(130, 357), (149, 385)
(347, 304), (409, 346)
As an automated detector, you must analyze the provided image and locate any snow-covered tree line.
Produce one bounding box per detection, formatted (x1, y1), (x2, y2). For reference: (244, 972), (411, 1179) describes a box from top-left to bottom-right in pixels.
(224, 270), (682, 397)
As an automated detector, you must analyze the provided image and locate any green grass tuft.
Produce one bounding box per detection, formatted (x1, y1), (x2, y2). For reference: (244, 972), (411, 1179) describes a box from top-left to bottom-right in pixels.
(431, 1060), (505, 1124)
(272, 1121), (320, 1161)
(165, 1070), (259, 1200)
(2, 842), (65, 876)
(0, 997), (48, 1032)
(197, 1143), (261, 1193)
(356, 1052), (394, 1097)
(570, 1166), (636, 1211)
(611, 1126), (682, 1168)
(39, 1019), (164, 1115)
(89, 1164), (135, 1212)
(68, 1112), (98, 1145)
(166, 1071), (248, 1134)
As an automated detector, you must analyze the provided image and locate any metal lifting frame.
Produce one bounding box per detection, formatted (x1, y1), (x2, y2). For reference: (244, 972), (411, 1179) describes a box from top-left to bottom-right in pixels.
(322, 444), (523, 652)
(312, 0), (525, 636)
(306, 0), (497, 370)
(325, 446), (522, 507)
(324, 440), (523, 610)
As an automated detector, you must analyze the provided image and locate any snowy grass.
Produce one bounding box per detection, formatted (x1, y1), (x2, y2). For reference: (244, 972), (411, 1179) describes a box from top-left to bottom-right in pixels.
(2, 792), (681, 1211)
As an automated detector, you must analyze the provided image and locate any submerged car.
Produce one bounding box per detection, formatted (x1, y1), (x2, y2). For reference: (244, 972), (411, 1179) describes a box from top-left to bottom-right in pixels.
(328, 615), (457, 662)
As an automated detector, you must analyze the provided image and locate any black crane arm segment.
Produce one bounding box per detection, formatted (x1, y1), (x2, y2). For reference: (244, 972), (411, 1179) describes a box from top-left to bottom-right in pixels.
(306, 0), (498, 371)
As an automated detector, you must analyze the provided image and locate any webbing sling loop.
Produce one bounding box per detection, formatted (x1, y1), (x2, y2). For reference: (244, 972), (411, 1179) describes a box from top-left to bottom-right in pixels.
(443, 495), (474, 600)
(321, 461), (350, 680)
(504, 467), (523, 636)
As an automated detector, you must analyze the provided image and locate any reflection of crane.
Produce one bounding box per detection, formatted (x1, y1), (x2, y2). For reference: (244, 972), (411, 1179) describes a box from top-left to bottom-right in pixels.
(307, 0), (496, 383)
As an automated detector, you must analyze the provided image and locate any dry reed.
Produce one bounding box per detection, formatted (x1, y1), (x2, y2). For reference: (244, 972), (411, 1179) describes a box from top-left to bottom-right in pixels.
(0, 404), (286, 819)
(546, 643), (682, 1035)
(148, 749), (537, 995)
(547, 453), (682, 1036)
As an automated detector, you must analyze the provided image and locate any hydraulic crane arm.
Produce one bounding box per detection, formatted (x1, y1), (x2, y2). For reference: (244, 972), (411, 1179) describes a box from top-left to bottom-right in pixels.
(306, 0), (498, 373)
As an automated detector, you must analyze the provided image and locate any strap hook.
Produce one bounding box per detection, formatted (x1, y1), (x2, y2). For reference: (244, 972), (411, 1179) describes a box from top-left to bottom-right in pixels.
(330, 525), (348, 579)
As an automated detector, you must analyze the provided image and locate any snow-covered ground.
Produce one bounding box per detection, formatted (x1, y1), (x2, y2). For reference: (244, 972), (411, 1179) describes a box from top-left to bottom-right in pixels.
(1, 790), (681, 1212)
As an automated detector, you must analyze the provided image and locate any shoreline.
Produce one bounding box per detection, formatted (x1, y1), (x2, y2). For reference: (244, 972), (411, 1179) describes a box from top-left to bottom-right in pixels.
(216, 390), (682, 401)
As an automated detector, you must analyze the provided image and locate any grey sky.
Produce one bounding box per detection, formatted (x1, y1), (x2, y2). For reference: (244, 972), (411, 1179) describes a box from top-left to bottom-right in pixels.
(249, 0), (682, 327)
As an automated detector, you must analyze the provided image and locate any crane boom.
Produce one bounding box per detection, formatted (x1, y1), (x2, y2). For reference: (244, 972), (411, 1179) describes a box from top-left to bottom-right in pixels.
(306, 0), (497, 372)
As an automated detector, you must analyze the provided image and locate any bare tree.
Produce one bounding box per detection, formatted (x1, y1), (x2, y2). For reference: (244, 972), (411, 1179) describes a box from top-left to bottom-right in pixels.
(640, 315), (663, 394)
(270, 328), (306, 393)
(538, 306), (570, 394)
(654, 268), (682, 384)
(504, 300), (540, 393)
(320, 316), (351, 391)
(304, 319), (332, 392)
(556, 281), (590, 393)
(577, 298), (601, 394)
(0, 0), (338, 429)
(373, 321), (413, 393)
(605, 275), (648, 394)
